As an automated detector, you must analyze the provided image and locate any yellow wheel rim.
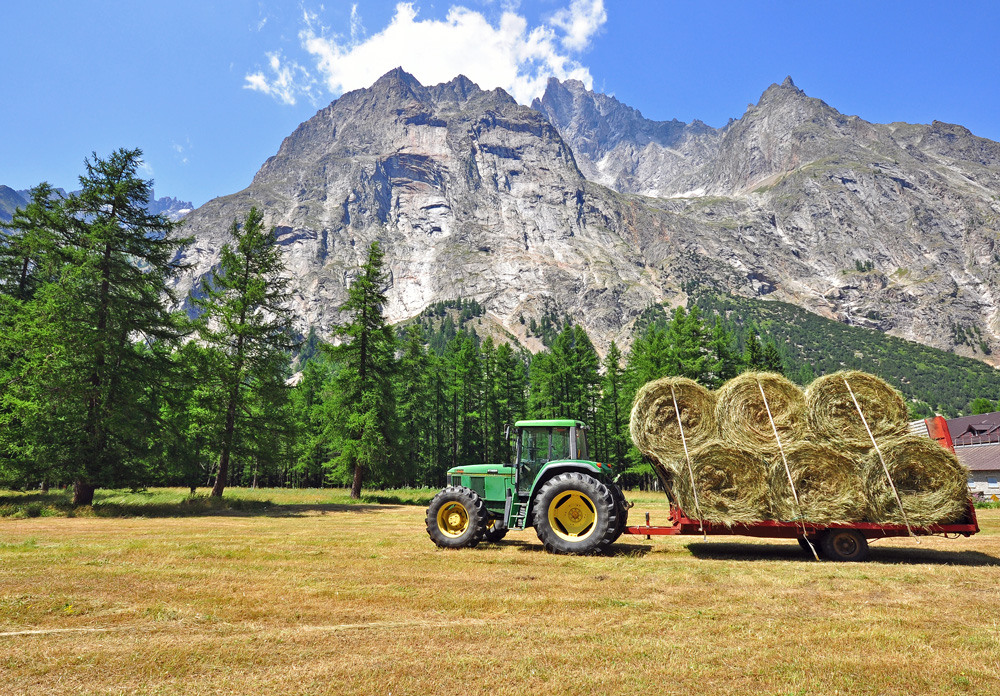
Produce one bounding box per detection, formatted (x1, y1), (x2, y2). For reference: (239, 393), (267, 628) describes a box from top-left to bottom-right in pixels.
(437, 501), (470, 538)
(547, 490), (597, 542)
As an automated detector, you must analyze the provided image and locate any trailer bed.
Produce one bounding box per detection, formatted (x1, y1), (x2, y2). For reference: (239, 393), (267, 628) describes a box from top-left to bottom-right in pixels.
(624, 501), (980, 540)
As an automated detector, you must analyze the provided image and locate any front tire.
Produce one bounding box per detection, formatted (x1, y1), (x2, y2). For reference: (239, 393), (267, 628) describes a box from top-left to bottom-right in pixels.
(532, 473), (618, 555)
(484, 519), (508, 543)
(426, 486), (488, 549)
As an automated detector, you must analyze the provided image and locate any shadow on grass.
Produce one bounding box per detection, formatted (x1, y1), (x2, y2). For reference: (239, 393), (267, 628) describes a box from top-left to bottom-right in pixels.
(494, 538), (654, 557)
(0, 490), (432, 519)
(684, 540), (1000, 566)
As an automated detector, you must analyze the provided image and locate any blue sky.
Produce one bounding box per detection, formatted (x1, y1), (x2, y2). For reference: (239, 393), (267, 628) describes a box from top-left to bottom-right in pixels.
(2, 1), (998, 207)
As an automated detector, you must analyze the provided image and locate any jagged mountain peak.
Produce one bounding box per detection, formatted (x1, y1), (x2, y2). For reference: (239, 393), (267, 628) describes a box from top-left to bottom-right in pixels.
(371, 66), (422, 92)
(531, 77), (723, 197)
(171, 71), (1000, 364)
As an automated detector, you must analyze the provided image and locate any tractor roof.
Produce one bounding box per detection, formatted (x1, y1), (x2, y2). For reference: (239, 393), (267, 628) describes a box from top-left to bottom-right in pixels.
(514, 419), (584, 428)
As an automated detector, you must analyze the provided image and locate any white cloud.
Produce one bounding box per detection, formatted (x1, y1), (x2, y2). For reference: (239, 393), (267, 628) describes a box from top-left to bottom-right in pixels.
(243, 51), (317, 106)
(550, 0), (605, 51)
(245, 1), (607, 106)
(172, 140), (190, 165)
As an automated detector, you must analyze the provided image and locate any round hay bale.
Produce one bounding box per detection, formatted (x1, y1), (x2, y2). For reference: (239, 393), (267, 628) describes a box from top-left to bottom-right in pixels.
(768, 442), (867, 524)
(864, 436), (969, 526)
(672, 441), (770, 525)
(715, 372), (807, 454)
(806, 371), (907, 449)
(629, 377), (717, 469)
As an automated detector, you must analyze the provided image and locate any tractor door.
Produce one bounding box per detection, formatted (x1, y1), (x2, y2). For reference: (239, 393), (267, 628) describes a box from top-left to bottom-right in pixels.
(516, 427), (572, 495)
(516, 428), (546, 495)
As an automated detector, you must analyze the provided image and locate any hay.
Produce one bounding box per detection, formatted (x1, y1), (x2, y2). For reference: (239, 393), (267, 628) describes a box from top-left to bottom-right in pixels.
(672, 441), (770, 525)
(715, 372), (807, 454)
(629, 377), (717, 469)
(767, 442), (867, 524)
(806, 371), (908, 449)
(864, 435), (970, 526)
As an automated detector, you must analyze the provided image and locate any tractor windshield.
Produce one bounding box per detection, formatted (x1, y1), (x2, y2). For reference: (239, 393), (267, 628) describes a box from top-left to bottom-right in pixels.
(520, 427), (572, 465)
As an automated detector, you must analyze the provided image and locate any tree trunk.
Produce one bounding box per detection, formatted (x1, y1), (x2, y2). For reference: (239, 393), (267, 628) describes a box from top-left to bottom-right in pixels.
(350, 462), (363, 499)
(211, 447), (230, 498)
(211, 382), (240, 498)
(40, 480), (49, 493)
(73, 481), (96, 506)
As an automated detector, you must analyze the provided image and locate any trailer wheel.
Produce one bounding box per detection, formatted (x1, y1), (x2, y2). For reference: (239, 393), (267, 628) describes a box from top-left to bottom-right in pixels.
(426, 486), (488, 549)
(532, 473), (617, 555)
(819, 529), (869, 562)
(797, 536), (822, 557)
(484, 519), (508, 543)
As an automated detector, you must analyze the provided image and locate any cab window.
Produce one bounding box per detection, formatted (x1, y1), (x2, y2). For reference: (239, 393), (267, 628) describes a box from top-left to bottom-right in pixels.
(520, 429), (546, 465)
(576, 429), (588, 460)
(551, 427), (571, 461)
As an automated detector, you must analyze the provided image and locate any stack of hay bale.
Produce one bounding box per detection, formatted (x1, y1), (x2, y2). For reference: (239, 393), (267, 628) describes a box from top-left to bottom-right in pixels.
(629, 370), (970, 526)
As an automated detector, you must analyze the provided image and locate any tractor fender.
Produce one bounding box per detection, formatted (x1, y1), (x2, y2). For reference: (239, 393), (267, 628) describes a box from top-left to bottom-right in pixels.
(523, 461), (604, 526)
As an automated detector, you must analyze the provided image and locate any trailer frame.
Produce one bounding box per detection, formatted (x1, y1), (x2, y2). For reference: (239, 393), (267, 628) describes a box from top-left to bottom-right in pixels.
(623, 500), (980, 540)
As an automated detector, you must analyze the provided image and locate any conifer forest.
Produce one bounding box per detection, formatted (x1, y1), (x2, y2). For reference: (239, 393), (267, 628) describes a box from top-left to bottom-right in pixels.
(3, 150), (999, 503)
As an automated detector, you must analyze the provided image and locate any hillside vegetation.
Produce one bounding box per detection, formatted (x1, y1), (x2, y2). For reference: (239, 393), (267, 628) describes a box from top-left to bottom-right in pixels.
(695, 293), (1000, 417)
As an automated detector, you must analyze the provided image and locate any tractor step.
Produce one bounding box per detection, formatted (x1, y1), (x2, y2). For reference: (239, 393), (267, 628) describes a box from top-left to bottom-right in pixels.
(505, 489), (531, 529)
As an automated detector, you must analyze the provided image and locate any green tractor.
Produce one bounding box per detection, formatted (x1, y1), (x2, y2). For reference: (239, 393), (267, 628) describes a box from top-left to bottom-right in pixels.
(426, 419), (630, 555)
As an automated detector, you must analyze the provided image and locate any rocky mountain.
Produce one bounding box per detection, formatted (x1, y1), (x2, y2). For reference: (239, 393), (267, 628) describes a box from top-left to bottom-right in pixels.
(1, 186), (192, 224)
(146, 190), (193, 221)
(531, 78), (723, 197)
(0, 186), (26, 223)
(173, 68), (668, 352)
(172, 69), (1000, 361)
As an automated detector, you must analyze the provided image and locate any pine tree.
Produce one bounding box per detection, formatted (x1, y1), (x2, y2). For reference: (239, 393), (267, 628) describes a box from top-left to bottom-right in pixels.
(193, 206), (297, 498)
(0, 183), (66, 302)
(599, 341), (627, 468)
(743, 328), (765, 371)
(2, 150), (193, 503)
(395, 325), (430, 484)
(289, 352), (336, 487)
(324, 241), (396, 498)
(761, 340), (784, 374)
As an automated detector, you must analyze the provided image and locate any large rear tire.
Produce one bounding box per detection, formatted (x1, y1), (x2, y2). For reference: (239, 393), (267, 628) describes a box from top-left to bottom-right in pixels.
(532, 473), (618, 555)
(609, 484), (629, 543)
(426, 486), (488, 549)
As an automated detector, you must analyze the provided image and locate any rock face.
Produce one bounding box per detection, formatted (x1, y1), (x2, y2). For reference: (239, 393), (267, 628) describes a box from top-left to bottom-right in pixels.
(146, 191), (194, 221)
(0, 186), (27, 223)
(174, 69), (666, 351)
(173, 70), (1000, 360)
(531, 77), (723, 198)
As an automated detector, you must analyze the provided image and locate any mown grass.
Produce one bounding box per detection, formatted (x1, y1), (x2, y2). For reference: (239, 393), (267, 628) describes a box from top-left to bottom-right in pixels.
(0, 486), (438, 519)
(1, 490), (998, 695)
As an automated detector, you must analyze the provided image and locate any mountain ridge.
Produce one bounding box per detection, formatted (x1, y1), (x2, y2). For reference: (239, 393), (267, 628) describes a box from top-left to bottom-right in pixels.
(170, 69), (1000, 362)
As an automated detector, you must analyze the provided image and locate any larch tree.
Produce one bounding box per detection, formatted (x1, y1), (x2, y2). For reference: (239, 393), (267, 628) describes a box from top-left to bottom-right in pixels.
(1, 149), (190, 504)
(324, 241), (396, 498)
(193, 206), (297, 498)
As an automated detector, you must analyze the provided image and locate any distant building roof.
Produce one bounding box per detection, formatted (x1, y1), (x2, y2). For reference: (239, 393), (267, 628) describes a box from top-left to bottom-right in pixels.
(947, 411), (1000, 446)
(954, 443), (1000, 472)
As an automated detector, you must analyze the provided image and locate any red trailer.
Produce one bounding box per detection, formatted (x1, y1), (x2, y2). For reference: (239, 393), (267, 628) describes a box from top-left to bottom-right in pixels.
(623, 416), (981, 561)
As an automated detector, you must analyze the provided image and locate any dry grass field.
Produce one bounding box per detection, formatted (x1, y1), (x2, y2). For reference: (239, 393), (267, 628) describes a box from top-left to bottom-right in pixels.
(2, 488), (999, 695)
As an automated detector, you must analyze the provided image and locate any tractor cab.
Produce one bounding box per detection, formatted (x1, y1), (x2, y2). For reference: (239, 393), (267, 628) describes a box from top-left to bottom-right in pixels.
(514, 420), (588, 494)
